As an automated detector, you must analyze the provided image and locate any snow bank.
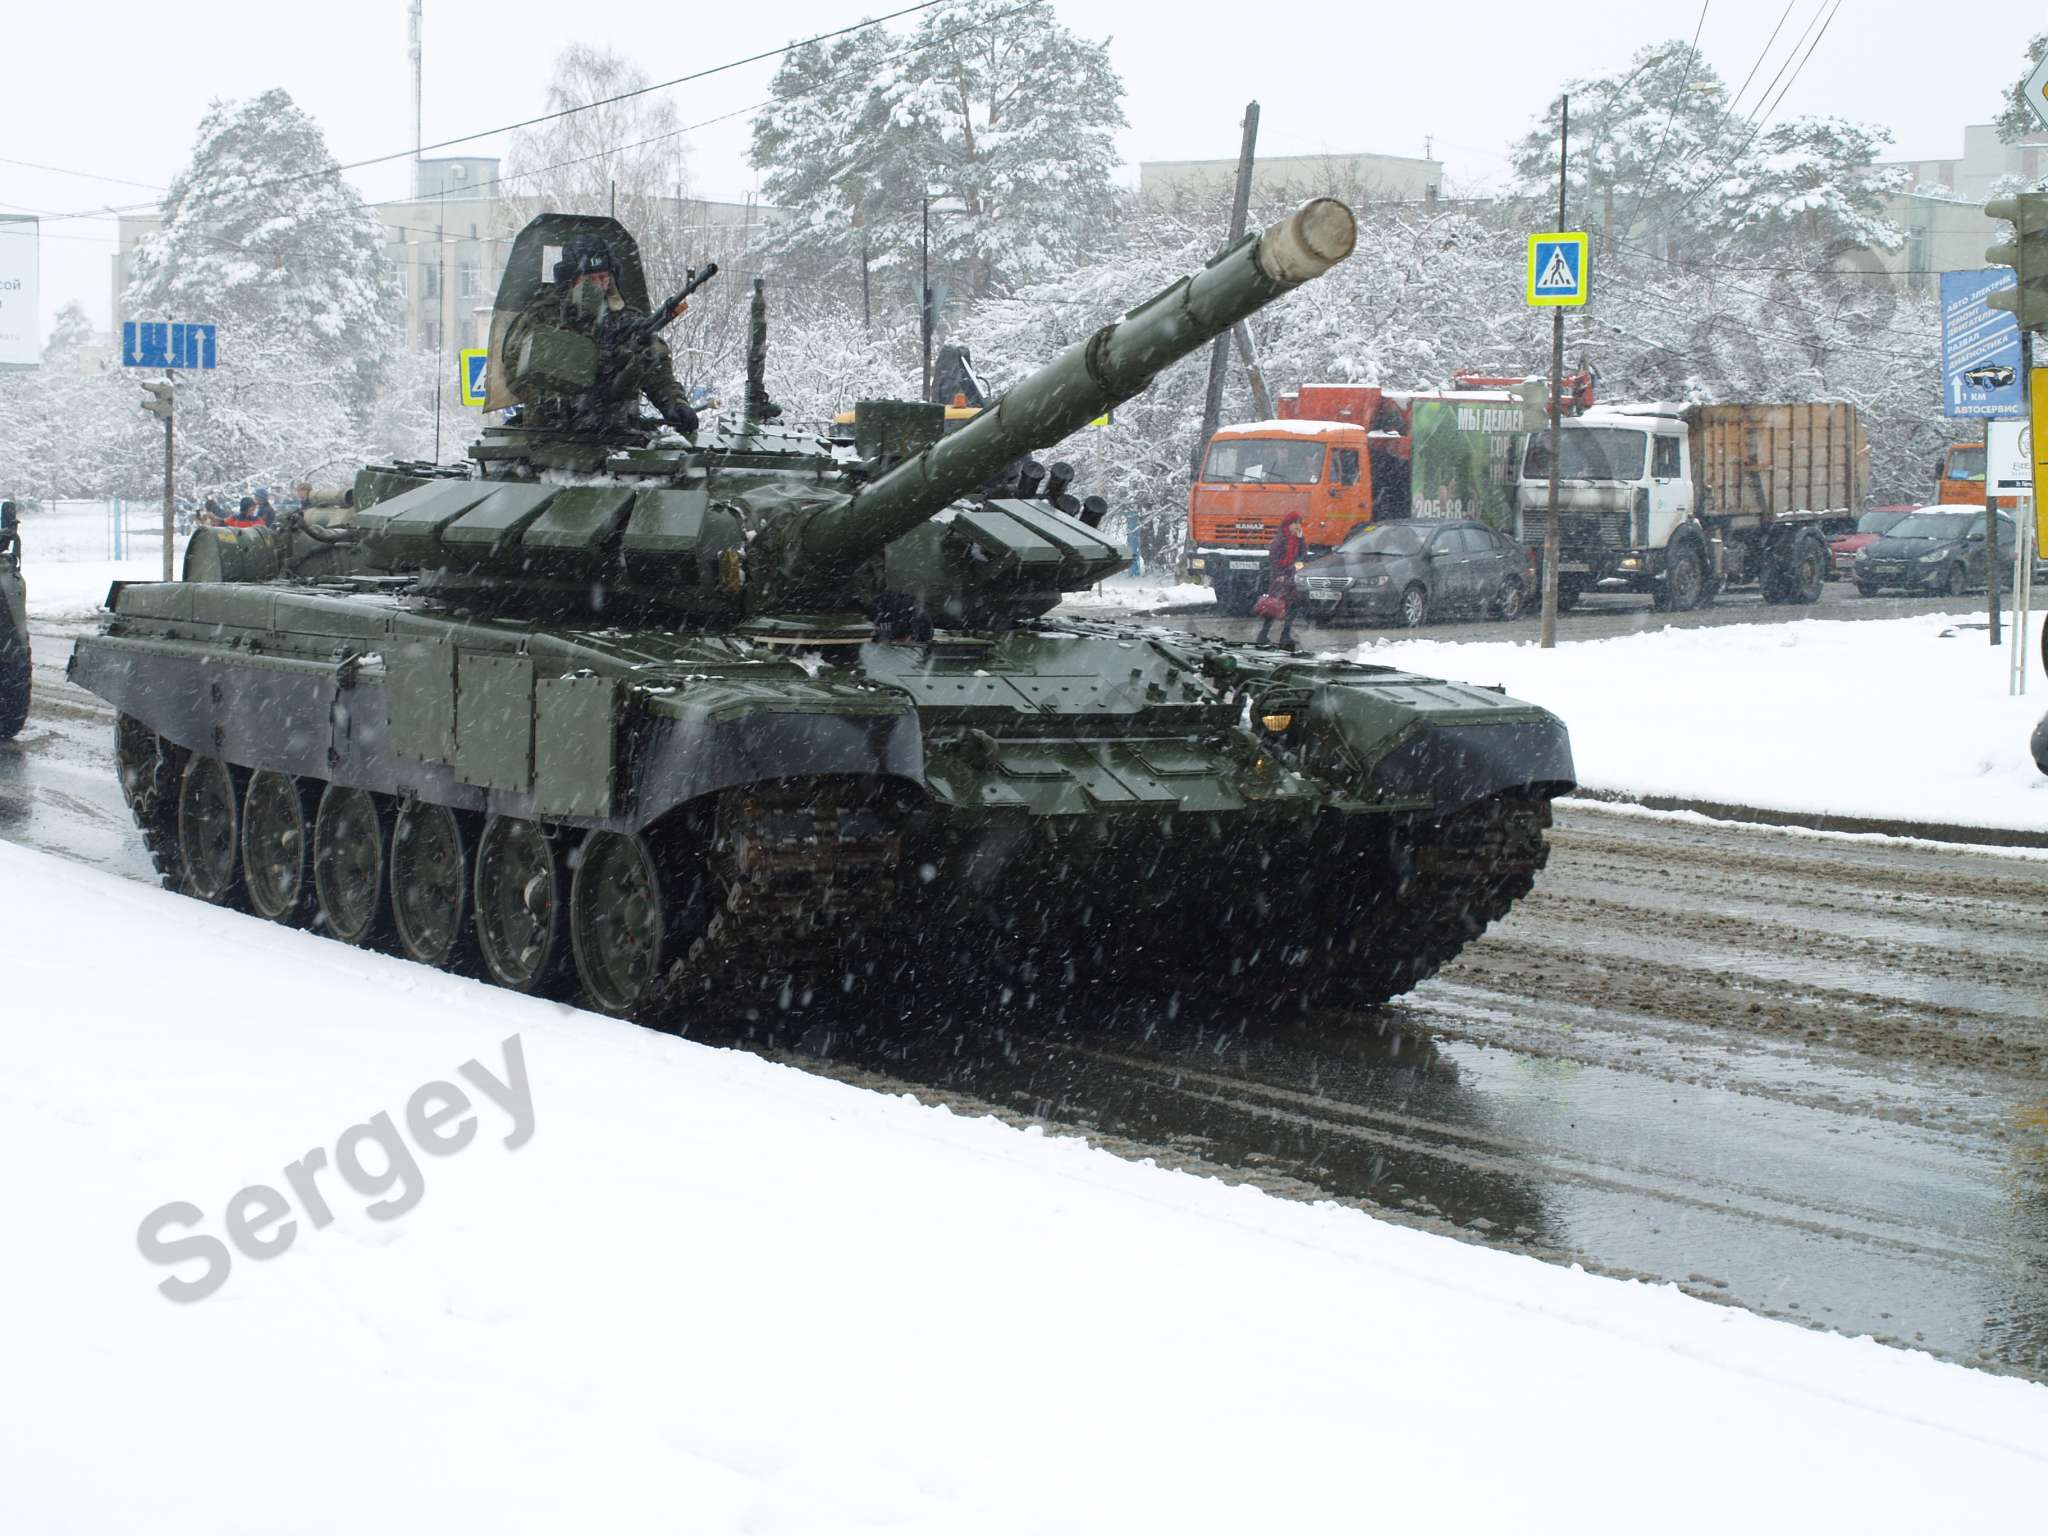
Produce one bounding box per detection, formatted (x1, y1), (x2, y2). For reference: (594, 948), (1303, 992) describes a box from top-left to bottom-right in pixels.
(16, 501), (181, 620)
(1060, 577), (1211, 611)
(2, 841), (2044, 1533)
(1351, 613), (2048, 833)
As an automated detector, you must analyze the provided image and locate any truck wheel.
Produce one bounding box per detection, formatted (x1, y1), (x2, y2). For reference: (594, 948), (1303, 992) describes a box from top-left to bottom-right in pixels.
(1399, 584), (1429, 628)
(1785, 532), (1827, 604)
(0, 624), (28, 742)
(1655, 542), (1705, 612)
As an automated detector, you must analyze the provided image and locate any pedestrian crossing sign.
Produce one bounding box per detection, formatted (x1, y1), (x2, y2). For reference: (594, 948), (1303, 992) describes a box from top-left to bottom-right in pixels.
(459, 348), (489, 408)
(1526, 232), (1591, 307)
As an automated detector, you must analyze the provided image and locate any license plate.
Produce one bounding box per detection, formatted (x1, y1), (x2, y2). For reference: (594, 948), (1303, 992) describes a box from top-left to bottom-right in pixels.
(1229, 561), (1260, 571)
(1308, 591), (1340, 603)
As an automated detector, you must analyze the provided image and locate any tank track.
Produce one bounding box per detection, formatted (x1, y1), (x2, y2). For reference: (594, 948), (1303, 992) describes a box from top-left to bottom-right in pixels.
(115, 714), (186, 889)
(1110, 792), (1553, 1011)
(107, 715), (1548, 1020)
(668, 779), (906, 1006)
(1308, 792), (1552, 1006)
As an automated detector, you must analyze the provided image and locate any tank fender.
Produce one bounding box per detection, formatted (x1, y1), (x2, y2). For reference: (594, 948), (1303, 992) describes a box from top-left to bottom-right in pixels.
(626, 681), (926, 831)
(1306, 676), (1575, 813)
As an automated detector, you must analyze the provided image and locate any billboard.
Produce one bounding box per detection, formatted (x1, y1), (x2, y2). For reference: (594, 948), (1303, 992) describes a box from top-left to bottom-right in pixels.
(1408, 398), (1523, 529)
(1939, 269), (2024, 420)
(0, 215), (38, 369)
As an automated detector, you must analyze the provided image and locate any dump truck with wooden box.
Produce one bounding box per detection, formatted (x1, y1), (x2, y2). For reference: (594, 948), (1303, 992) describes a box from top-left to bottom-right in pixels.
(1517, 401), (1865, 611)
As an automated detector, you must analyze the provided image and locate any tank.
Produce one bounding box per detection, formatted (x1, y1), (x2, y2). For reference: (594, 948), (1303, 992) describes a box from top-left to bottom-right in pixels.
(0, 500), (28, 741)
(70, 202), (1575, 1020)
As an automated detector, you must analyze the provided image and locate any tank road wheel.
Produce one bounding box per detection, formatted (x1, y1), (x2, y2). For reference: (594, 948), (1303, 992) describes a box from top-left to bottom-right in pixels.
(313, 785), (391, 946)
(570, 831), (673, 1017)
(241, 771), (316, 926)
(175, 755), (245, 907)
(115, 715), (187, 888)
(474, 816), (568, 994)
(390, 802), (475, 971)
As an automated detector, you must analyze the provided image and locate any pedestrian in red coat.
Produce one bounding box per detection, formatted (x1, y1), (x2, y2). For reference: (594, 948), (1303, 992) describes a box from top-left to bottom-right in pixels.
(1255, 508), (1307, 646)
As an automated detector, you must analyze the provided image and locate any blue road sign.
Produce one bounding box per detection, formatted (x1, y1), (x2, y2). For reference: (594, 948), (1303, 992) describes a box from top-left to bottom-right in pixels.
(1939, 271), (2023, 420)
(1526, 232), (1591, 307)
(459, 348), (489, 407)
(121, 321), (216, 370)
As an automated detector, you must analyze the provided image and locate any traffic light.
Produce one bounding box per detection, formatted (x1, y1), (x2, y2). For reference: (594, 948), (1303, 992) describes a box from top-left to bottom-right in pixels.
(1984, 192), (2048, 334)
(138, 380), (174, 420)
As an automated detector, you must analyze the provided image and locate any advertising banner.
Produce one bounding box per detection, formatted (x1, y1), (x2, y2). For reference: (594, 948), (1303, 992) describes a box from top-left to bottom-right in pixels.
(1940, 270), (2025, 419)
(1408, 398), (1523, 529)
(0, 215), (39, 369)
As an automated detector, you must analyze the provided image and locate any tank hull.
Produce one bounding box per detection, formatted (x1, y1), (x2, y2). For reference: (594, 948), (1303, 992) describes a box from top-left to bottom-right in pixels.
(73, 583), (1571, 1015)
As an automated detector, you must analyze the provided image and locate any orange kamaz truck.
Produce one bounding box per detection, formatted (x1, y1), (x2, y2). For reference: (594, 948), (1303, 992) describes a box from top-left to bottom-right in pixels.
(1188, 374), (1588, 613)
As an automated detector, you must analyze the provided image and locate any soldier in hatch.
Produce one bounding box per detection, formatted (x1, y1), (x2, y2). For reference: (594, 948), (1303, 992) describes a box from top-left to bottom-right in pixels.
(508, 234), (701, 439)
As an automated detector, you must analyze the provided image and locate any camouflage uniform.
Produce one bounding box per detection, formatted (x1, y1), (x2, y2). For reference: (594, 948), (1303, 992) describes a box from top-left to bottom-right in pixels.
(506, 238), (700, 438)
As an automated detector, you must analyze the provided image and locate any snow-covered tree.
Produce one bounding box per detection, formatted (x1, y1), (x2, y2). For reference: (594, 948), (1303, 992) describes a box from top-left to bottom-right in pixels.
(1722, 118), (1904, 254)
(506, 44), (691, 216)
(126, 91), (399, 413)
(1995, 33), (2048, 143)
(751, 1), (1125, 304)
(1511, 44), (1740, 256)
(120, 89), (401, 491)
(1512, 44), (1900, 263)
(41, 301), (95, 364)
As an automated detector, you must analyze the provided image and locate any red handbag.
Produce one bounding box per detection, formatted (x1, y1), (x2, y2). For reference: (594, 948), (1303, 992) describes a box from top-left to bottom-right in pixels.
(1252, 594), (1287, 620)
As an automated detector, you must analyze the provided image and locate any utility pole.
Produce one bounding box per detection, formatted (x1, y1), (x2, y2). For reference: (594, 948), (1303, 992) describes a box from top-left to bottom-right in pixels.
(408, 0), (423, 196)
(1192, 101), (1260, 479)
(1540, 94), (1569, 651)
(139, 375), (175, 581)
(433, 190), (445, 462)
(1231, 321), (1273, 420)
(921, 194), (933, 402)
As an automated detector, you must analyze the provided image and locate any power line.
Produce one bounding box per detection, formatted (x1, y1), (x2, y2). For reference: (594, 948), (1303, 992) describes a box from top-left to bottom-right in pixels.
(1618, 2), (1710, 248)
(36, 0), (978, 225)
(66, 0), (1042, 283)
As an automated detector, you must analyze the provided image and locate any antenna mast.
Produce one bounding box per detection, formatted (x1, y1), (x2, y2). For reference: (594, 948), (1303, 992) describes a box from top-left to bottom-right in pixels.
(408, 0), (423, 197)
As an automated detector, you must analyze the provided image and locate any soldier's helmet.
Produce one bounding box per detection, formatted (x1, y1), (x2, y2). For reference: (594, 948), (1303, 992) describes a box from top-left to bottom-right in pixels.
(554, 234), (619, 286)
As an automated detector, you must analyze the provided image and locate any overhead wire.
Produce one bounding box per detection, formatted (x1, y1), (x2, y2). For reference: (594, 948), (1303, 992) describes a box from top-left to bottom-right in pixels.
(28, 0), (975, 225)
(23, 0), (1042, 277)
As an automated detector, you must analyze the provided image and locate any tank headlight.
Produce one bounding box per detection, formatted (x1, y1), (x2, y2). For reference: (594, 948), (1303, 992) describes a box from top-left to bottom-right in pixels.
(1260, 712), (1294, 733)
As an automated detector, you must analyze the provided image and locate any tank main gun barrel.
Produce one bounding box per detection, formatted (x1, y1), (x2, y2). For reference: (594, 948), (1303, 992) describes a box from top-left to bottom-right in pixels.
(798, 198), (1356, 569)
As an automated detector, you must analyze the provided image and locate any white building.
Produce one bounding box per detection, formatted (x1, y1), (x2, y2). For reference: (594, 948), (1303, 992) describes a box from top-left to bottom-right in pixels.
(1868, 123), (2048, 291)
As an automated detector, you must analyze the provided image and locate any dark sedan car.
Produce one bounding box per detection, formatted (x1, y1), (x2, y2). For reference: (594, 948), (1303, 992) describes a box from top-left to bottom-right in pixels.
(1852, 509), (2017, 597)
(1297, 518), (1528, 627)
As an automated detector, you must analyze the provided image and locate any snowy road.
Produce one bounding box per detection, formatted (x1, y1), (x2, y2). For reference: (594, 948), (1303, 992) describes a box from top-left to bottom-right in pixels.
(7, 619), (2047, 1380)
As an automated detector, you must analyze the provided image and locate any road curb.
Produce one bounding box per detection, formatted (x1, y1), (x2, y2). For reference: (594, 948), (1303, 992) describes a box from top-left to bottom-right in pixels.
(1565, 790), (2048, 851)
